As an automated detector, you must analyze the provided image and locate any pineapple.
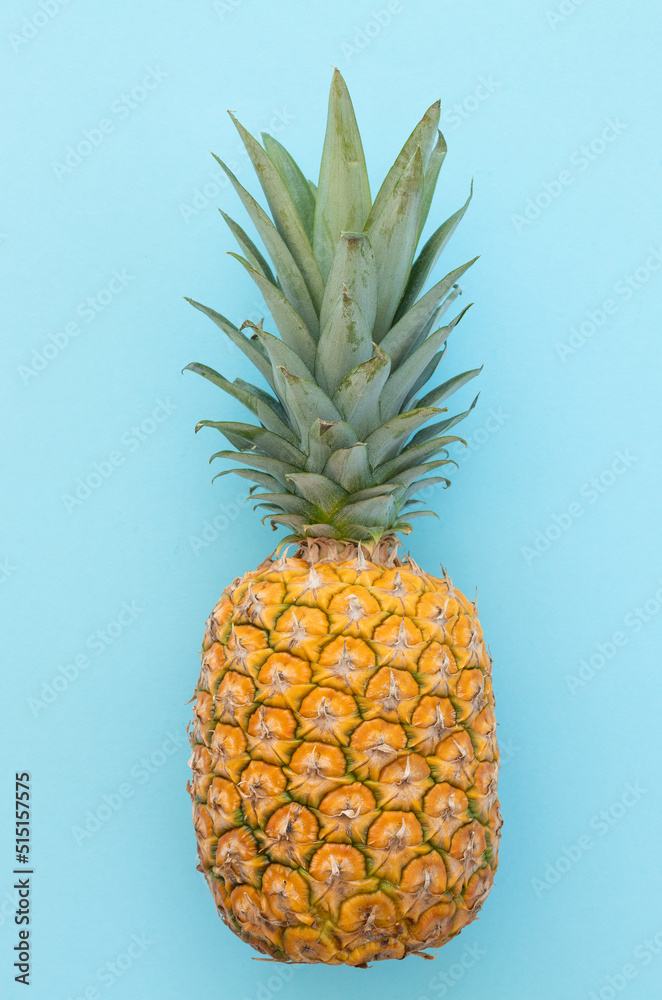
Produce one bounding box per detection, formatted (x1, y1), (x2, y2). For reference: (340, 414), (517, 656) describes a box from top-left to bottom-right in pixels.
(186, 70), (501, 966)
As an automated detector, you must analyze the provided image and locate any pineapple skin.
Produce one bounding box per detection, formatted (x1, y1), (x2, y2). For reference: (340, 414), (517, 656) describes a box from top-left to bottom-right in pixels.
(188, 539), (501, 966)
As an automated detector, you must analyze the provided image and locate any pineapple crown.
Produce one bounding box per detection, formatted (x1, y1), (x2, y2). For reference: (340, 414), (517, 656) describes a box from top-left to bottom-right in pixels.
(186, 69), (480, 545)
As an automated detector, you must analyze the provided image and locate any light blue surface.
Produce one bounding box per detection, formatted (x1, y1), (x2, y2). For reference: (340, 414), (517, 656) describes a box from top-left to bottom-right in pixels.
(2, 1), (662, 997)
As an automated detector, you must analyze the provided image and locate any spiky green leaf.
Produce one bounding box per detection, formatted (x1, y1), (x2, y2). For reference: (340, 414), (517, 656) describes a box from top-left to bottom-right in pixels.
(380, 258), (477, 368)
(416, 367), (483, 409)
(323, 444), (372, 492)
(313, 70), (371, 279)
(379, 305), (472, 419)
(319, 233), (377, 332)
(261, 132), (316, 242)
(219, 211), (277, 285)
(397, 183), (473, 321)
(229, 255), (317, 370)
(409, 395), (479, 446)
(213, 156), (319, 333)
(418, 130), (447, 238)
(367, 100), (440, 227)
(286, 473), (347, 511)
(278, 368), (342, 441)
(197, 421), (307, 467)
(184, 363), (296, 441)
(185, 298), (273, 387)
(365, 406), (443, 467)
(374, 435), (465, 482)
(367, 147), (424, 342)
(332, 348), (391, 439)
(228, 114), (324, 307)
(315, 290), (373, 395)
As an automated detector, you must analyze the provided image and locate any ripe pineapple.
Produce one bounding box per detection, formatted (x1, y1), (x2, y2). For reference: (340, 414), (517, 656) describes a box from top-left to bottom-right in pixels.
(187, 70), (501, 966)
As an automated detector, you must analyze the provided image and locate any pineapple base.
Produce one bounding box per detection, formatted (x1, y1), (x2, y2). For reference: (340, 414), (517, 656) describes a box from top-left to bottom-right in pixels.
(188, 538), (501, 966)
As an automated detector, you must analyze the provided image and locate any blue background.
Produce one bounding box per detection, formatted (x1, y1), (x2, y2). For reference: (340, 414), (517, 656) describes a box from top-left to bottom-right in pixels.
(2, 1), (662, 997)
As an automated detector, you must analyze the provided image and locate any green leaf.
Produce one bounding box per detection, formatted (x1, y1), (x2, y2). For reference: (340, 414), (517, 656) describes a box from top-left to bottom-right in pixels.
(250, 492), (317, 517)
(313, 69), (371, 279)
(212, 156), (320, 334)
(401, 509), (439, 521)
(319, 233), (377, 333)
(264, 513), (308, 533)
(323, 444), (373, 492)
(208, 450), (298, 486)
(185, 298), (274, 387)
(228, 115), (325, 308)
(342, 483), (404, 504)
(212, 468), (284, 493)
(219, 211), (277, 285)
(367, 147), (424, 342)
(196, 421), (307, 467)
(409, 395), (479, 446)
(319, 420), (358, 450)
(229, 255), (317, 370)
(396, 183), (473, 321)
(286, 473), (347, 511)
(249, 325), (314, 407)
(390, 458), (457, 488)
(304, 419), (358, 474)
(373, 435), (465, 482)
(261, 132), (316, 242)
(332, 495), (397, 531)
(315, 290), (373, 395)
(250, 326), (314, 381)
(416, 367), (483, 409)
(332, 348), (391, 439)
(401, 350), (445, 412)
(418, 130), (447, 239)
(212, 153), (317, 333)
(365, 406), (443, 467)
(233, 377), (289, 424)
(379, 258), (478, 368)
(402, 476), (449, 501)
(379, 305), (472, 419)
(183, 363), (297, 442)
(278, 368), (342, 441)
(367, 100), (440, 228)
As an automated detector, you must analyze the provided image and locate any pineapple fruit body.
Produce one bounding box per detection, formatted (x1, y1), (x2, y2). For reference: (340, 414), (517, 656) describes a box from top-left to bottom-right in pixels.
(189, 539), (501, 965)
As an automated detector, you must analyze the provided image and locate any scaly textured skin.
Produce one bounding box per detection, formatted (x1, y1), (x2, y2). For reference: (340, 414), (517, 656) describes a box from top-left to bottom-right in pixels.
(188, 539), (501, 965)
